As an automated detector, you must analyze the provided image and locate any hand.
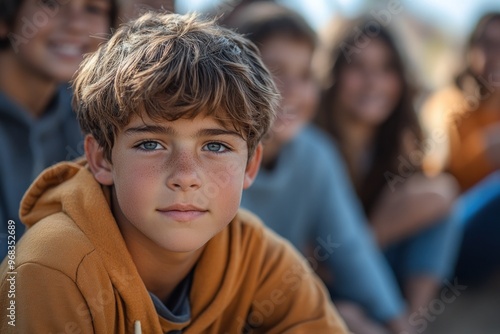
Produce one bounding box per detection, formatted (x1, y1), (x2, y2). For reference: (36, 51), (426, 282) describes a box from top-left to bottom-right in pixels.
(387, 315), (417, 334)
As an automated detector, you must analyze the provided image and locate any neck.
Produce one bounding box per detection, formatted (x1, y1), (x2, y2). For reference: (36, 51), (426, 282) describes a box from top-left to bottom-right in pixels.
(338, 114), (376, 180)
(125, 232), (203, 303)
(0, 51), (58, 118)
(111, 192), (203, 303)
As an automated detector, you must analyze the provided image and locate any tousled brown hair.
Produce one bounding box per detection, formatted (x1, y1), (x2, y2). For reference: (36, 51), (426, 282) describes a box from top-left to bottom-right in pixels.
(72, 12), (280, 161)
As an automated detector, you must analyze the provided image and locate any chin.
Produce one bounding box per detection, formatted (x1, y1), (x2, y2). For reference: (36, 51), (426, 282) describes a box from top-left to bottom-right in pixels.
(48, 63), (82, 82)
(156, 236), (208, 253)
(357, 111), (390, 126)
(273, 123), (305, 143)
(55, 71), (80, 83)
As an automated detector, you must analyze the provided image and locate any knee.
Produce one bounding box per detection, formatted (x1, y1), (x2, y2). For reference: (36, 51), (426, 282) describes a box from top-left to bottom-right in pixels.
(413, 173), (460, 214)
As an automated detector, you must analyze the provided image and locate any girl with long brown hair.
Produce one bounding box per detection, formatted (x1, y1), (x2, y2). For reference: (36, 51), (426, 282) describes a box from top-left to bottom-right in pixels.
(316, 17), (462, 313)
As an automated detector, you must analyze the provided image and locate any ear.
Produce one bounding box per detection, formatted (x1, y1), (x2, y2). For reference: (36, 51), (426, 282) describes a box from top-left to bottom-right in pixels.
(85, 135), (114, 186)
(243, 143), (263, 189)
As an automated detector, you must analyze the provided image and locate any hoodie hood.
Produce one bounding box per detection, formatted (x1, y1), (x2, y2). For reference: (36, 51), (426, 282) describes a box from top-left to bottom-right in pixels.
(20, 159), (170, 331)
(21, 158), (90, 228)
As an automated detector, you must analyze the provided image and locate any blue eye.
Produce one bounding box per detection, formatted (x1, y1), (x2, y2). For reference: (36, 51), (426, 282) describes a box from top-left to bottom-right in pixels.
(137, 141), (163, 151)
(41, 0), (58, 7)
(203, 142), (228, 153)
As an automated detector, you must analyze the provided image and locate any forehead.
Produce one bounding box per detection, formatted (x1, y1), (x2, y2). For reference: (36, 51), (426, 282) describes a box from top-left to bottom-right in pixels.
(261, 34), (313, 53)
(260, 36), (313, 66)
(123, 111), (245, 138)
(348, 38), (394, 63)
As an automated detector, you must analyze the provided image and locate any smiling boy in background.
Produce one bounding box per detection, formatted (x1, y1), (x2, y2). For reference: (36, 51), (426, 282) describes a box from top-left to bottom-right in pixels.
(0, 0), (118, 259)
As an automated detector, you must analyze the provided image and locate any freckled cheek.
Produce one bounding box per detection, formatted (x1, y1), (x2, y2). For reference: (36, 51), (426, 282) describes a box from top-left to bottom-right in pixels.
(213, 187), (242, 227)
(203, 158), (246, 189)
(207, 165), (246, 221)
(113, 157), (165, 206)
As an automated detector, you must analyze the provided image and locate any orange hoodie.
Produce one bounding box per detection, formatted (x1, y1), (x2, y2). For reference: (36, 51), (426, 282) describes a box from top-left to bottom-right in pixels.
(0, 160), (347, 333)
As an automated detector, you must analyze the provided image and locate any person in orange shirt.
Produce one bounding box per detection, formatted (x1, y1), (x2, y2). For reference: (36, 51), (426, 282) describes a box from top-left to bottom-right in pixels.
(421, 12), (500, 283)
(315, 16), (462, 320)
(422, 12), (500, 192)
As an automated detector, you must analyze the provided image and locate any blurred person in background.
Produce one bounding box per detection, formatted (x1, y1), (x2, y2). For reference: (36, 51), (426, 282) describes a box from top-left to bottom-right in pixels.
(315, 17), (462, 315)
(226, 3), (415, 333)
(0, 0), (117, 259)
(421, 12), (500, 284)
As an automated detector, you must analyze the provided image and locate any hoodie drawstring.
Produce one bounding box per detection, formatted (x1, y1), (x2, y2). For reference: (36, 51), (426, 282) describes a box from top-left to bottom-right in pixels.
(134, 320), (142, 334)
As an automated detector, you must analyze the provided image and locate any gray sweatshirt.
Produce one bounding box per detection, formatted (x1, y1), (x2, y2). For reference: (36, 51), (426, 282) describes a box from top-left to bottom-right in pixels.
(242, 125), (406, 322)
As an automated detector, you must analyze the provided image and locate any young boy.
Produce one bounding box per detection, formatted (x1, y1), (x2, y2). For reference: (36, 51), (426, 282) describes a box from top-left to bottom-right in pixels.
(226, 3), (414, 333)
(0, 0), (117, 259)
(0, 12), (347, 333)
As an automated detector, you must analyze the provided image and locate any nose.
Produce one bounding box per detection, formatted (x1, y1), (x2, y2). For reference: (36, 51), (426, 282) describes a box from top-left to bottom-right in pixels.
(60, 3), (87, 34)
(166, 152), (202, 191)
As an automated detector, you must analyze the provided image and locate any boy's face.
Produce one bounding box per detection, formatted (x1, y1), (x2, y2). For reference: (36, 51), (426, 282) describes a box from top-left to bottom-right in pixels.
(86, 114), (262, 253)
(5, 0), (111, 82)
(260, 35), (318, 149)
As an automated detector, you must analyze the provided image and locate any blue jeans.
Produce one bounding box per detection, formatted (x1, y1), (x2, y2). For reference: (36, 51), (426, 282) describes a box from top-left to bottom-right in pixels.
(454, 171), (500, 283)
(384, 214), (462, 285)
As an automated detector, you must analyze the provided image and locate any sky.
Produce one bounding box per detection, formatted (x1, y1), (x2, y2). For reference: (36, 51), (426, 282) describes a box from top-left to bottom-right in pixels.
(176, 0), (500, 39)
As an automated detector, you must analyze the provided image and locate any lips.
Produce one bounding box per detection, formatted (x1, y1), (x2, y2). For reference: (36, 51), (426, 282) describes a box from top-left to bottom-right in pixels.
(48, 40), (86, 59)
(157, 204), (208, 222)
(51, 45), (82, 58)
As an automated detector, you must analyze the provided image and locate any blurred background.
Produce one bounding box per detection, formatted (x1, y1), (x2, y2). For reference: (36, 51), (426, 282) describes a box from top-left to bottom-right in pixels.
(175, 2), (500, 333)
(0, 0), (500, 334)
(178, 0), (500, 91)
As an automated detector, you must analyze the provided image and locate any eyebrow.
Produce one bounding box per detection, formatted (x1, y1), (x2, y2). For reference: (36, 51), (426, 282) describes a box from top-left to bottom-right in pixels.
(124, 125), (174, 136)
(124, 124), (243, 139)
(195, 128), (243, 139)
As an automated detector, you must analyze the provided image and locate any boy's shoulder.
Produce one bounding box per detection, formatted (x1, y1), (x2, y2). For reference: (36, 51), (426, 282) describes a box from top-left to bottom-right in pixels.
(232, 207), (263, 229)
(223, 208), (302, 270)
(5, 159), (116, 280)
(221, 208), (282, 260)
(4, 212), (96, 280)
(230, 208), (269, 244)
(204, 208), (348, 332)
